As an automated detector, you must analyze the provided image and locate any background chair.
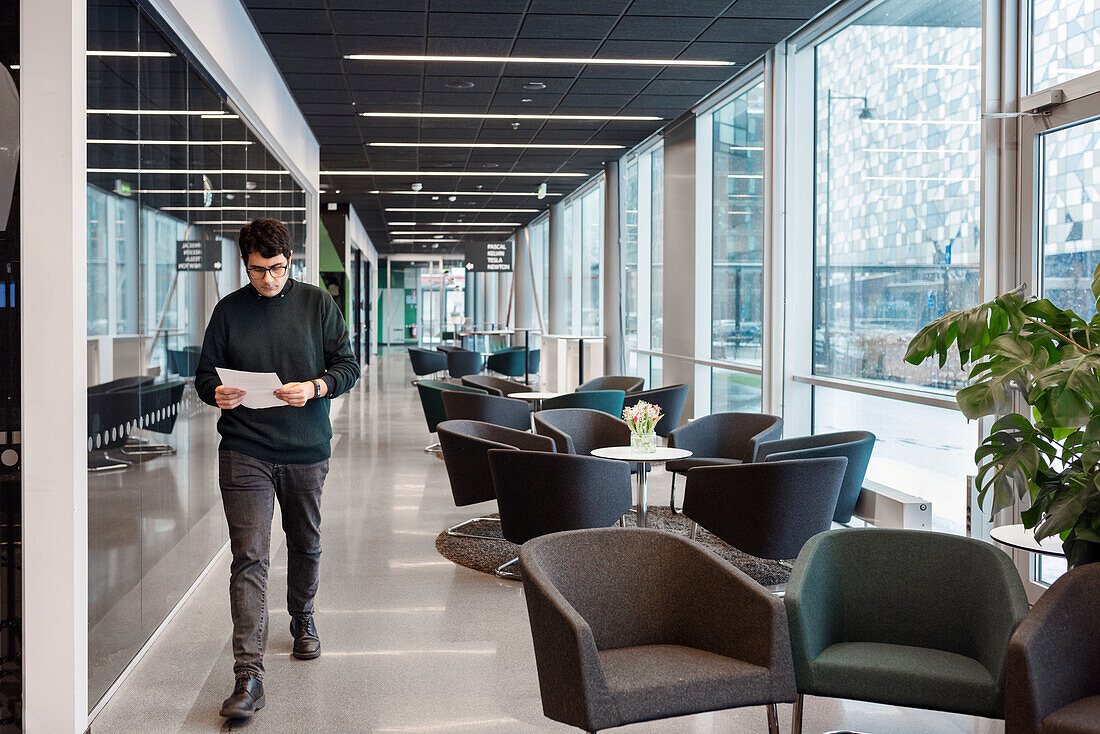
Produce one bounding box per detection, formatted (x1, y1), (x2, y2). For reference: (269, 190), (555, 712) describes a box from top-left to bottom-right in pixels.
(682, 457), (847, 560)
(442, 391), (531, 432)
(542, 389), (625, 417)
(527, 348), (541, 377)
(786, 528), (1028, 731)
(414, 380), (488, 453)
(435, 344), (466, 354)
(486, 346), (527, 378)
(667, 412), (783, 512)
(408, 347), (448, 380)
(461, 374), (533, 397)
(436, 420), (555, 540)
(487, 449), (631, 578)
(166, 345), (202, 378)
(1006, 563), (1100, 734)
(754, 431), (875, 524)
(623, 384), (688, 438)
(519, 528), (796, 734)
(445, 349), (483, 378)
(534, 408), (630, 456)
(577, 375), (644, 393)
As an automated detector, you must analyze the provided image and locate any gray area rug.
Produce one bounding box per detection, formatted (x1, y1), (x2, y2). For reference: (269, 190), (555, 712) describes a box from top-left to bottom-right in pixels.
(434, 507), (792, 586)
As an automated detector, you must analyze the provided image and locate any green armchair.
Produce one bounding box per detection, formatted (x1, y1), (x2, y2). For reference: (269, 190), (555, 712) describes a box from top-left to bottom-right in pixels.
(785, 528), (1028, 731)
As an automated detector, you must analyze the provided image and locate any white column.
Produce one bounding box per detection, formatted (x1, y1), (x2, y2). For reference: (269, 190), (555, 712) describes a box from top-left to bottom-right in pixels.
(20, 0), (89, 731)
(663, 116), (697, 418)
(602, 161), (622, 373)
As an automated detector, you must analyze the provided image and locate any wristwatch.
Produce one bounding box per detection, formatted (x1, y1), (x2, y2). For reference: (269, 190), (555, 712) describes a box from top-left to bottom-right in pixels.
(312, 379), (324, 399)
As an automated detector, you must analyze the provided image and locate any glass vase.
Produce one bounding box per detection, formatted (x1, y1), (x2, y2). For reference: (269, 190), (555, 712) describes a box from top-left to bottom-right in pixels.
(630, 432), (657, 453)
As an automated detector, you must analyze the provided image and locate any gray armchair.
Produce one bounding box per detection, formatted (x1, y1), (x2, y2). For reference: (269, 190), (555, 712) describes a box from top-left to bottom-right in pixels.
(441, 391), (531, 432)
(519, 527), (796, 733)
(1007, 563), (1100, 734)
(533, 408), (630, 455)
(461, 374), (533, 397)
(666, 412), (783, 512)
(577, 375), (645, 393)
(786, 528), (1028, 730)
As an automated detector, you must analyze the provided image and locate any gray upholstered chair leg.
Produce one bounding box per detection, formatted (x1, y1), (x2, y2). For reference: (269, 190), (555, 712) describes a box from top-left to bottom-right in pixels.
(495, 557), (521, 579)
(446, 517), (501, 540)
(669, 473), (677, 513)
(791, 694), (803, 734)
(767, 703), (780, 734)
(690, 521), (698, 541)
(618, 515), (625, 527)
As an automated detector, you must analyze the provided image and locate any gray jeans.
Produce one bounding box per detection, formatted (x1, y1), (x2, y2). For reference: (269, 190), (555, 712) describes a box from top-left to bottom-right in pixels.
(219, 449), (329, 679)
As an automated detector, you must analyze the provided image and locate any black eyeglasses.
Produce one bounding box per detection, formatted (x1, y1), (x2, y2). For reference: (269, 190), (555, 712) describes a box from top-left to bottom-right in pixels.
(246, 263), (288, 280)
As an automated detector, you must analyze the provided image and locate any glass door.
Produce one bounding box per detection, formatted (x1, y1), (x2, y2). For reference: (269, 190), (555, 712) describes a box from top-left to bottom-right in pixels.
(1019, 85), (1100, 599)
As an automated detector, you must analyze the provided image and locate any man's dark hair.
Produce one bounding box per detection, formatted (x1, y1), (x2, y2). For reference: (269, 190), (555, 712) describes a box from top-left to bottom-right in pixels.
(238, 218), (292, 261)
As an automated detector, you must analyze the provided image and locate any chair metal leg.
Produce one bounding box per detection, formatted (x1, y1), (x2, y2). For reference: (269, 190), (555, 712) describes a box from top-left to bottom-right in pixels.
(669, 473), (678, 514)
(423, 441), (442, 455)
(617, 515), (625, 527)
(767, 703), (780, 734)
(690, 521), (698, 541)
(494, 557), (521, 580)
(792, 694), (804, 734)
(446, 517), (502, 540)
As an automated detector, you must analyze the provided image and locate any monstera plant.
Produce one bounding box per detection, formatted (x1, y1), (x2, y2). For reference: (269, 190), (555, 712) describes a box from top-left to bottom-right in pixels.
(905, 262), (1100, 566)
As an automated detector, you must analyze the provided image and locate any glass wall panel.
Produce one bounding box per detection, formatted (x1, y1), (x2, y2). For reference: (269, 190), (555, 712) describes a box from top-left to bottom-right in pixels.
(813, 0), (981, 392)
(712, 82), (765, 364)
(562, 203), (574, 334)
(1031, 0), (1100, 92)
(813, 387), (977, 533)
(711, 368), (762, 413)
(621, 158), (639, 371)
(87, 0), (307, 707)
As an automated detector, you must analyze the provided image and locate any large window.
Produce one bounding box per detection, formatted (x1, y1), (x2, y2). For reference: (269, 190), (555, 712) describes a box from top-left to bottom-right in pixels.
(713, 82), (765, 365)
(561, 178), (604, 336)
(1031, 0), (1100, 92)
(813, 0), (982, 393)
(620, 143), (663, 384)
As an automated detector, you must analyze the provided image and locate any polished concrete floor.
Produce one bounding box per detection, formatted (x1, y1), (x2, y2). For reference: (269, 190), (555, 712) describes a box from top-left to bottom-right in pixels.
(91, 355), (1004, 734)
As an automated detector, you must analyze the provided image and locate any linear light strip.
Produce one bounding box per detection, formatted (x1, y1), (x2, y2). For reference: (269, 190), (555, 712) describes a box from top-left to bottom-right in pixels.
(387, 222), (520, 227)
(344, 53), (733, 67)
(159, 206), (306, 211)
(369, 142), (623, 149)
(89, 168), (289, 175)
(391, 239), (461, 243)
(88, 50), (175, 57)
(360, 112), (659, 121)
(863, 175), (979, 182)
(88, 139), (253, 146)
(88, 109), (227, 116)
(134, 189), (299, 194)
(384, 208), (538, 213)
(369, 190), (561, 197)
(323, 171), (582, 177)
(390, 232), (511, 236)
(192, 220), (306, 225)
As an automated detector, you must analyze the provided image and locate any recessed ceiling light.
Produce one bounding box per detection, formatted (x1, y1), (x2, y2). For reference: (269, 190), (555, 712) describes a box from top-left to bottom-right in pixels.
(389, 231), (512, 236)
(522, 82), (546, 90)
(344, 53), (733, 67)
(368, 142), (624, 149)
(390, 238), (460, 243)
(88, 109), (227, 116)
(87, 139), (253, 146)
(88, 50), (175, 58)
(89, 168), (288, 175)
(360, 112), (660, 122)
(483, 163), (500, 169)
(387, 221), (521, 226)
(445, 80), (476, 89)
(385, 208), (538, 213)
(521, 98), (533, 103)
(321, 170), (584, 177)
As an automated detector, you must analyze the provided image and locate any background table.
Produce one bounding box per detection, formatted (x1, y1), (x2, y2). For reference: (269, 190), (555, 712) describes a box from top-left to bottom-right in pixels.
(511, 391), (562, 429)
(990, 524), (1065, 557)
(591, 446), (692, 528)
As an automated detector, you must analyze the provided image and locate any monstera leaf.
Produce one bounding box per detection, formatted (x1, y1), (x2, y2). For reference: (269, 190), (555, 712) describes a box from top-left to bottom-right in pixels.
(907, 261), (1100, 556)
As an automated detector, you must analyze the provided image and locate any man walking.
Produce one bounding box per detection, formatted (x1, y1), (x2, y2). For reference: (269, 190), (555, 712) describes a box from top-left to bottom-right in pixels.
(195, 218), (359, 720)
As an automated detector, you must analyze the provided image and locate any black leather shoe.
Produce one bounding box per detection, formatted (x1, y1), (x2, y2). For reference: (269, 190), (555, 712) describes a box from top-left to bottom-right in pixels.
(291, 613), (321, 660)
(220, 674), (264, 719)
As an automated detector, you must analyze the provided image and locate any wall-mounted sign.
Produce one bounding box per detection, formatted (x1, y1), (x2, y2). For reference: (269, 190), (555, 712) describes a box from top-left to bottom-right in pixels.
(176, 239), (222, 272)
(464, 241), (513, 272)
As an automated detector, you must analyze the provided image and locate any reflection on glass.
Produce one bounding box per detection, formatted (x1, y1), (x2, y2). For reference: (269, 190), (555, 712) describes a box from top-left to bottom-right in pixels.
(814, 0), (981, 391)
(621, 158), (639, 361)
(813, 387), (977, 534)
(711, 368), (762, 413)
(712, 82), (764, 364)
(562, 204), (574, 334)
(1039, 118), (1100, 316)
(1031, 0), (1100, 92)
(86, 0), (307, 708)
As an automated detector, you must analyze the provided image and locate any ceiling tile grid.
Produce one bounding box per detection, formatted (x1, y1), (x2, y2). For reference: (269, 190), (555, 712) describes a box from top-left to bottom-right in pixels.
(241, 0), (837, 254)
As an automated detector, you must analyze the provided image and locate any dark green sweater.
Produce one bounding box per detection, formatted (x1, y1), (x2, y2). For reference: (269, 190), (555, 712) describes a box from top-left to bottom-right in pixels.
(195, 279), (360, 464)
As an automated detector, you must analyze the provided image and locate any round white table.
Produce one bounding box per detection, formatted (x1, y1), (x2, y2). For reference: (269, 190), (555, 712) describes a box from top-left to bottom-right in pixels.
(990, 524), (1065, 557)
(511, 391), (562, 412)
(591, 446), (692, 528)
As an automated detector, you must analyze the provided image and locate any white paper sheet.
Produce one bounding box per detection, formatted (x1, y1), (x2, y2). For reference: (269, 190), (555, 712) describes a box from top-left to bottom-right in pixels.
(215, 367), (286, 410)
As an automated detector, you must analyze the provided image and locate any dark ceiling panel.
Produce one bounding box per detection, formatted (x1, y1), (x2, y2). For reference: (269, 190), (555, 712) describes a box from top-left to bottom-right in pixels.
(242, 0), (837, 253)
